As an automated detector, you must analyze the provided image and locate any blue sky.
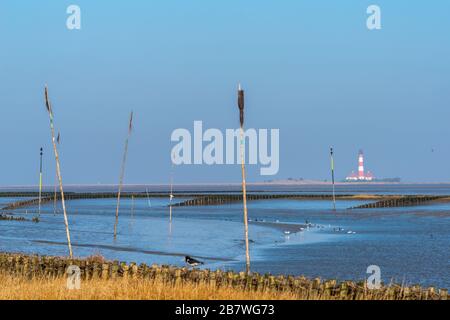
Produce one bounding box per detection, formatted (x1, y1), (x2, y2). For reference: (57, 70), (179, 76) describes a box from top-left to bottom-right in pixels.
(0, 1), (449, 185)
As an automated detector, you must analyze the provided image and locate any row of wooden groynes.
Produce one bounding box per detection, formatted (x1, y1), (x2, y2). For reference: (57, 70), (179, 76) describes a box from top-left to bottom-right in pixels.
(350, 196), (442, 209)
(1, 193), (346, 210)
(2, 192), (447, 210)
(0, 253), (447, 300)
(172, 194), (346, 207)
(1, 192), (162, 210)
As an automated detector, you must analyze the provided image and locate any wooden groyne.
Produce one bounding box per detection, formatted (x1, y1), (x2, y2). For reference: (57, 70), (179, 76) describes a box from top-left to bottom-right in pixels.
(0, 192), (167, 200)
(1, 196), (54, 211)
(0, 214), (27, 222)
(2, 191), (449, 210)
(349, 195), (443, 209)
(0, 192), (349, 210)
(0, 192), (168, 210)
(172, 194), (353, 207)
(0, 252), (447, 300)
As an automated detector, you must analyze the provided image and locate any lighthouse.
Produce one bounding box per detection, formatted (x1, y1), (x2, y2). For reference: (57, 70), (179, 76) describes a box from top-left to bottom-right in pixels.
(346, 149), (374, 181)
(358, 150), (364, 180)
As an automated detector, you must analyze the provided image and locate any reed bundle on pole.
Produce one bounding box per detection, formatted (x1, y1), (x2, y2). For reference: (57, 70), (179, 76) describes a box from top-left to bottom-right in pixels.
(114, 111), (133, 239)
(237, 84), (251, 274)
(44, 86), (73, 258)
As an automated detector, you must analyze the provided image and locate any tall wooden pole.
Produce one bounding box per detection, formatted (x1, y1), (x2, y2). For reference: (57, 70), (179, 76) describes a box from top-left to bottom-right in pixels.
(169, 156), (174, 223)
(131, 195), (134, 217)
(146, 187), (151, 208)
(238, 84), (251, 274)
(44, 86), (73, 258)
(330, 147), (336, 211)
(114, 111), (133, 239)
(54, 132), (60, 215)
(38, 147), (43, 218)
(53, 172), (57, 215)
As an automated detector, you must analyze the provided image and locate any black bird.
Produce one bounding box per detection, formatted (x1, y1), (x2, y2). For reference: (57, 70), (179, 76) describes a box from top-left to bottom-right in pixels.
(185, 256), (204, 267)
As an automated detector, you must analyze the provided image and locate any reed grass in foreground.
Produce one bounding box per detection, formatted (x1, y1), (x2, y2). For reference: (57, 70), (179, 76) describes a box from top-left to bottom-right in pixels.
(0, 273), (299, 300)
(0, 253), (447, 300)
(0, 272), (437, 300)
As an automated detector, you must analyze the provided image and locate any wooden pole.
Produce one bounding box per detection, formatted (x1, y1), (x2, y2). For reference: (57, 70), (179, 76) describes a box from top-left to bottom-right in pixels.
(38, 147), (43, 218)
(131, 195), (134, 218)
(54, 132), (60, 215)
(330, 147), (336, 211)
(238, 84), (250, 274)
(114, 111), (133, 239)
(53, 171), (57, 215)
(169, 151), (175, 223)
(44, 86), (73, 258)
(146, 187), (151, 208)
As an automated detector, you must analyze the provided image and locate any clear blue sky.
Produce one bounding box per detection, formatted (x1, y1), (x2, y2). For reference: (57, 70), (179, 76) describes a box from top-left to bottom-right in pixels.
(0, 0), (449, 185)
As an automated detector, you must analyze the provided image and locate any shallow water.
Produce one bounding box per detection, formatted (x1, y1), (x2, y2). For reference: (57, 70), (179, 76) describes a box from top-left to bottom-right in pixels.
(0, 195), (449, 288)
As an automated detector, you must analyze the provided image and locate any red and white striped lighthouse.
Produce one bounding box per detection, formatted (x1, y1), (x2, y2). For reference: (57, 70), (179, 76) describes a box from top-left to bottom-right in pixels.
(346, 149), (374, 182)
(358, 150), (365, 180)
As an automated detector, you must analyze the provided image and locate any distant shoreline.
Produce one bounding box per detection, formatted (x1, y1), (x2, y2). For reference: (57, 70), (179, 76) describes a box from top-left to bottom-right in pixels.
(2, 181), (450, 189)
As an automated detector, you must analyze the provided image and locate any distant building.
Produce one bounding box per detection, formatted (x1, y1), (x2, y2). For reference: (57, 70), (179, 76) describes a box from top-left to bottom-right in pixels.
(346, 150), (374, 181)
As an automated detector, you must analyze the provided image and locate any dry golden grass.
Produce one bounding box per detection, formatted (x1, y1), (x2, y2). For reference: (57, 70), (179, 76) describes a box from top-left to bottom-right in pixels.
(0, 273), (300, 300)
(0, 272), (440, 300)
